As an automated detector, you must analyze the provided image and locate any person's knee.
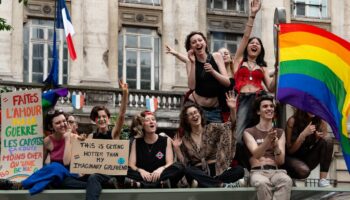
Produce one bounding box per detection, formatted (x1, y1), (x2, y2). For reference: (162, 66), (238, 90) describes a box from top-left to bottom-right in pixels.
(279, 175), (293, 187)
(235, 166), (245, 178)
(88, 174), (99, 182)
(296, 165), (310, 179)
(250, 177), (270, 188)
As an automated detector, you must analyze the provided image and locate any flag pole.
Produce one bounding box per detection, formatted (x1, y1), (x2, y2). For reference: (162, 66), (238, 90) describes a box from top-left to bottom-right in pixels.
(273, 7), (286, 96)
(273, 7), (286, 128)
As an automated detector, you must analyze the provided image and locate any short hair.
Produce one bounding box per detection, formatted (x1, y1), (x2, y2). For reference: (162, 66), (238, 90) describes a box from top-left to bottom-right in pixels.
(252, 95), (275, 114)
(45, 109), (65, 131)
(89, 106), (111, 121)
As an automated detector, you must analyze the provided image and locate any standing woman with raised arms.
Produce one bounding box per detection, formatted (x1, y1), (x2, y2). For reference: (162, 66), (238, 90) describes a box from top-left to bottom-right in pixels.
(185, 32), (233, 123)
(233, 0), (277, 143)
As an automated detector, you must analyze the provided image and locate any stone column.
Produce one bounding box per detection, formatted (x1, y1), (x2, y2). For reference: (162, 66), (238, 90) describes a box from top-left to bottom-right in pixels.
(69, 0), (84, 85)
(0, 0), (13, 80)
(161, 0), (176, 91)
(10, 0), (24, 81)
(171, 0), (204, 91)
(108, 0), (119, 88)
(259, 0), (285, 68)
(80, 0), (110, 86)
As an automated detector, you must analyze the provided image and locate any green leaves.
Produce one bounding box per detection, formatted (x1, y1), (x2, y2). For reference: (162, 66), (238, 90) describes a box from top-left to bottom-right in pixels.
(0, 0), (28, 31)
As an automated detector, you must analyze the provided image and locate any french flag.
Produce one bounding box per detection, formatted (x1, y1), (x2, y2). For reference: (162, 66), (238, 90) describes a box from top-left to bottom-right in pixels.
(58, 0), (76, 60)
(146, 97), (158, 112)
(72, 94), (84, 109)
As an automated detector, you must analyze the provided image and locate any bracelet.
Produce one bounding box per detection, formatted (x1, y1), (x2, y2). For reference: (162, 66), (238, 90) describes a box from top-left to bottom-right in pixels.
(250, 15), (256, 19)
(246, 23), (253, 27)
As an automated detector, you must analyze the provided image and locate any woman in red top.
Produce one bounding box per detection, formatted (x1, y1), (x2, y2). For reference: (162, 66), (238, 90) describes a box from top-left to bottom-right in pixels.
(232, 0), (277, 169)
(233, 0), (276, 144)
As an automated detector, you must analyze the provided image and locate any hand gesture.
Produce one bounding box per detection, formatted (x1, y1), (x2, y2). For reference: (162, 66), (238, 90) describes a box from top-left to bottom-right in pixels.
(266, 129), (277, 143)
(225, 91), (237, 110)
(139, 168), (152, 182)
(150, 167), (164, 182)
(118, 80), (128, 91)
(187, 49), (195, 63)
(250, 0), (261, 16)
(203, 63), (214, 74)
(302, 122), (316, 137)
(165, 44), (177, 55)
(172, 133), (183, 148)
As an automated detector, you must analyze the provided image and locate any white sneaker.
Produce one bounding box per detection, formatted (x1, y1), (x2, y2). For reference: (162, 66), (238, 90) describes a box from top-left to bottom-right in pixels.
(191, 180), (198, 188)
(318, 178), (331, 187)
(223, 181), (241, 188)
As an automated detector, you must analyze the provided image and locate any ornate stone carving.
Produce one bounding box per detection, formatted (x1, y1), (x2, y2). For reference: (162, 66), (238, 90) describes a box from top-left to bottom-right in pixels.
(119, 4), (162, 34)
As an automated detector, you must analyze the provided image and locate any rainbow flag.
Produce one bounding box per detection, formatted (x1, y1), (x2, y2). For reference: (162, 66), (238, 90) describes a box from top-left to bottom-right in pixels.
(277, 23), (350, 172)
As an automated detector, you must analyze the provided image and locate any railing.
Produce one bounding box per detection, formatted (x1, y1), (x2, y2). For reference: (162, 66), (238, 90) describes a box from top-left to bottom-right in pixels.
(0, 81), (184, 111)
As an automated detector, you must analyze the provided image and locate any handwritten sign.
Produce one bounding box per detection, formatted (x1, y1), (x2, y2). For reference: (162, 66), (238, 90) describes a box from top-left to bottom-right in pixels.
(70, 139), (129, 175)
(0, 89), (43, 181)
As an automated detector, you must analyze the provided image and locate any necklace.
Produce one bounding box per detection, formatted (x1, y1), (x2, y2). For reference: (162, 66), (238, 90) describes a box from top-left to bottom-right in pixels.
(146, 143), (154, 152)
(247, 61), (256, 81)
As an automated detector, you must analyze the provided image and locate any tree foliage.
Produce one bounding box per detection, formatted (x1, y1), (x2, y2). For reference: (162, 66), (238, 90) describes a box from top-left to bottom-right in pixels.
(0, 0), (28, 31)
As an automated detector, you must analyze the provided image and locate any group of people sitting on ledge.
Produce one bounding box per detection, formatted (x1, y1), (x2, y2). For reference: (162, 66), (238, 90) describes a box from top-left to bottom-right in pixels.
(0, 1), (335, 200)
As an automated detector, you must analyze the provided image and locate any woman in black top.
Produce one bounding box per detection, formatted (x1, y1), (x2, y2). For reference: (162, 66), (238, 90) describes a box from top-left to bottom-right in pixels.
(185, 31), (233, 123)
(127, 111), (184, 188)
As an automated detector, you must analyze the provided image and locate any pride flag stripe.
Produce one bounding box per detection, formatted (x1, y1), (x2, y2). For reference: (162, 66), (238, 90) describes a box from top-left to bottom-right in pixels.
(280, 59), (346, 108)
(280, 32), (350, 67)
(277, 23), (350, 172)
(280, 23), (350, 51)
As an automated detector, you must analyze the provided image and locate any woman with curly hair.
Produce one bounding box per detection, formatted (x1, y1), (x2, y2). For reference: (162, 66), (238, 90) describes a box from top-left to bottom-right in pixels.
(172, 93), (244, 187)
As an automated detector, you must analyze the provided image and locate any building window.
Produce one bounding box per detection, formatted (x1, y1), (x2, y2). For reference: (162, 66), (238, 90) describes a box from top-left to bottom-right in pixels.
(207, 0), (246, 12)
(118, 27), (160, 90)
(210, 32), (242, 55)
(119, 0), (161, 6)
(23, 19), (68, 85)
(292, 0), (328, 18)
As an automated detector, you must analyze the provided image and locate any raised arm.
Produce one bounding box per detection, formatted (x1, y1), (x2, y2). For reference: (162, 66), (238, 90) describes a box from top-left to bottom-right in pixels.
(233, 0), (261, 74)
(112, 80), (129, 140)
(165, 44), (189, 64)
(172, 133), (185, 163)
(225, 91), (237, 125)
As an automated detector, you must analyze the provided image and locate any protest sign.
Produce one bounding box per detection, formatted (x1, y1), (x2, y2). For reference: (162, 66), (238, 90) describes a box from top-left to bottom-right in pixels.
(0, 89), (43, 181)
(70, 139), (129, 175)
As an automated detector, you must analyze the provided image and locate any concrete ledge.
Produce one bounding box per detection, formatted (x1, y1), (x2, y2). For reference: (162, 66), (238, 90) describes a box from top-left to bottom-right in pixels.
(1, 187), (350, 200)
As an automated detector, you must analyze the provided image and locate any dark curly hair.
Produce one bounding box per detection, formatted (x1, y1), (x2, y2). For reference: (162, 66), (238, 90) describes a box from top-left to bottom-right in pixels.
(179, 102), (206, 136)
(89, 105), (111, 121)
(243, 37), (267, 67)
(185, 31), (209, 53)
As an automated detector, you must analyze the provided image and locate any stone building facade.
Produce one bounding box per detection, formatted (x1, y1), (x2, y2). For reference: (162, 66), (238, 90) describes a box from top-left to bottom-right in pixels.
(1, 0), (350, 186)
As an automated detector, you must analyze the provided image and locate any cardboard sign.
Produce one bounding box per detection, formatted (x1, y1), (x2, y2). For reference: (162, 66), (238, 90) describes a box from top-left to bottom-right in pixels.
(70, 139), (129, 175)
(0, 89), (43, 181)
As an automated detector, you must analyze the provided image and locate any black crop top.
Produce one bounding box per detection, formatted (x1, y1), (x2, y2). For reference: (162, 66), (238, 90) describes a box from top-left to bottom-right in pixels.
(194, 54), (223, 97)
